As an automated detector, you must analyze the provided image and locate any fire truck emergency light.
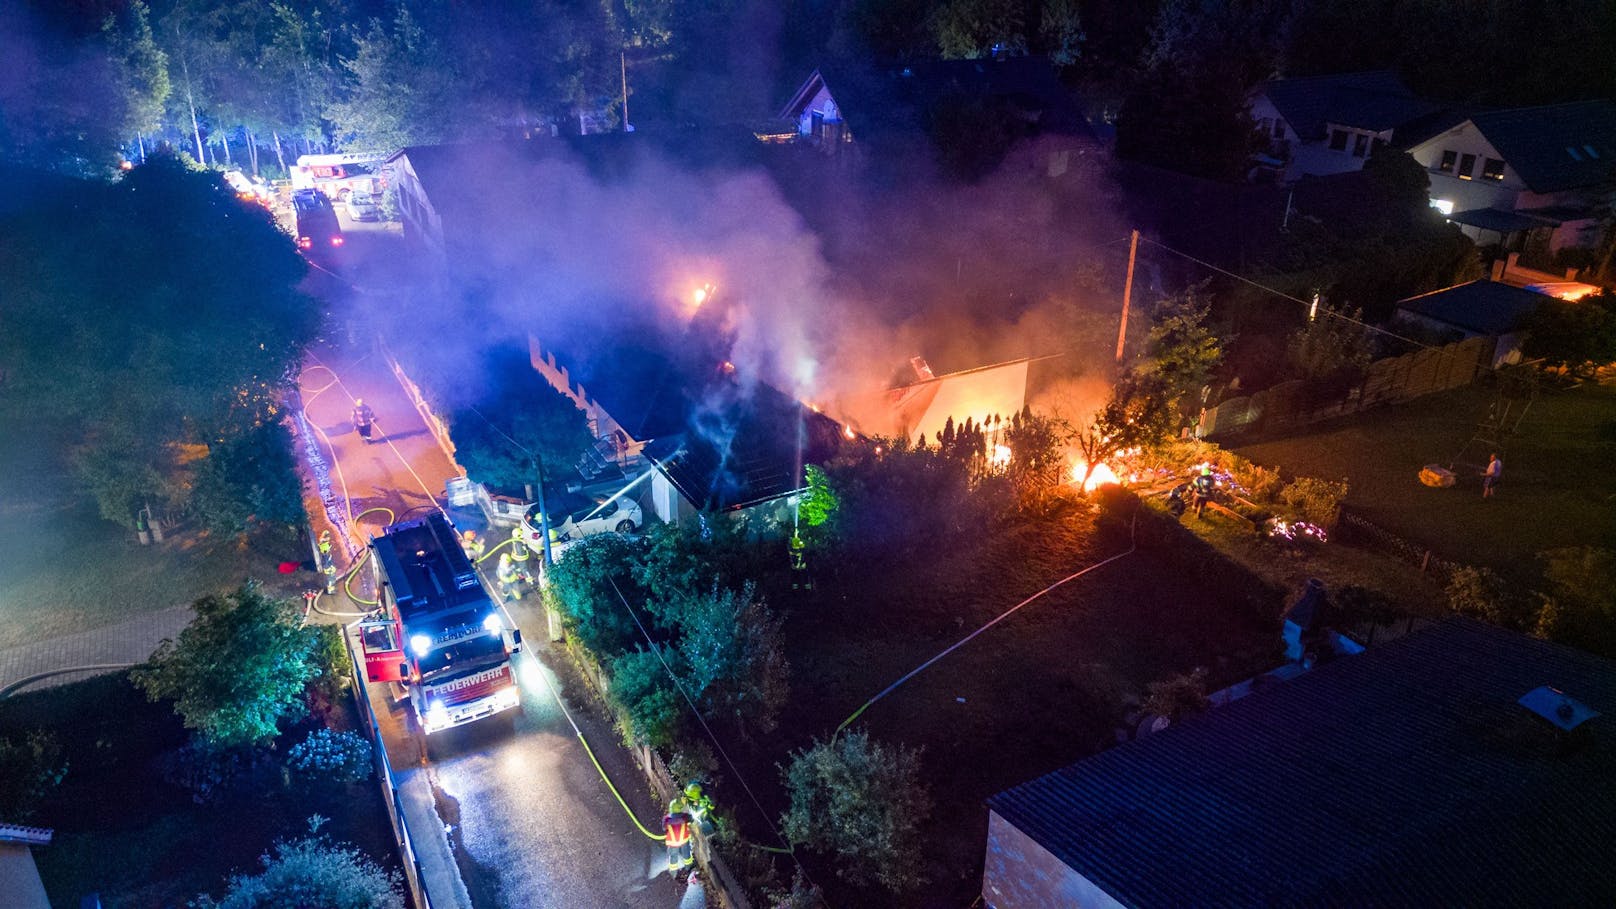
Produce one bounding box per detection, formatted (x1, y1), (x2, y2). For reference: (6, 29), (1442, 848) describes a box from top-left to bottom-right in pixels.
(410, 633), (433, 657)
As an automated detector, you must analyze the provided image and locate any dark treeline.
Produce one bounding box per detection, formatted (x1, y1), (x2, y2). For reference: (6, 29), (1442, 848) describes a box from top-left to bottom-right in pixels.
(4, 0), (1612, 177)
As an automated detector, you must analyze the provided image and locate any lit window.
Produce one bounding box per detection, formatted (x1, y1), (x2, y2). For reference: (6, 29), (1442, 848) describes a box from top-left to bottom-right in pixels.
(1431, 198), (1455, 215)
(1567, 146), (1584, 161)
(1329, 129), (1349, 151)
(1352, 134), (1369, 158)
(1438, 150), (1457, 173)
(1482, 158), (1505, 181)
(1458, 153), (1476, 179)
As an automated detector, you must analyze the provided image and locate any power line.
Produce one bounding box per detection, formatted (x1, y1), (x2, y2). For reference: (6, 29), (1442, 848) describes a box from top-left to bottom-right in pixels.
(1136, 235), (1445, 352)
(605, 577), (822, 895)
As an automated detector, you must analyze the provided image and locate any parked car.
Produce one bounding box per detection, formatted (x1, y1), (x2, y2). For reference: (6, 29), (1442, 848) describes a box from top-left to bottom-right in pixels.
(519, 495), (643, 548)
(344, 190), (381, 222)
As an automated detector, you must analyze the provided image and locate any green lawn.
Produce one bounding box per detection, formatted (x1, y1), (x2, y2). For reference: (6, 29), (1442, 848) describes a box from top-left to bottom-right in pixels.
(0, 406), (307, 651)
(1232, 380), (1616, 584)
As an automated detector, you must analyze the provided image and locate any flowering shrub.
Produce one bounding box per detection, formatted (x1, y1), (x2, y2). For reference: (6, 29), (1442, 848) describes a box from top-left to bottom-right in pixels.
(285, 729), (372, 784)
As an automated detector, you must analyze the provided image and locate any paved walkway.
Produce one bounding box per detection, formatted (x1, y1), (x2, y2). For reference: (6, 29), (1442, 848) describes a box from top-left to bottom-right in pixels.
(0, 604), (193, 696)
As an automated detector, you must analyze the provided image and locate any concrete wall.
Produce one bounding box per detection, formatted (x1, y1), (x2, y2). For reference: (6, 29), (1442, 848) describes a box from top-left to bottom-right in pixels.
(389, 154), (445, 262)
(982, 810), (1127, 909)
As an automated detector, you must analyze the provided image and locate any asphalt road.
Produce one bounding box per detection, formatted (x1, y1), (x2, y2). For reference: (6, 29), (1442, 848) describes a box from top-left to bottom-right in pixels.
(295, 239), (707, 907)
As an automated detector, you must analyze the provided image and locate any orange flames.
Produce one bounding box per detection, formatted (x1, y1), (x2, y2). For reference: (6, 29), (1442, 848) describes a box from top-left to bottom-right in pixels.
(1071, 460), (1121, 492)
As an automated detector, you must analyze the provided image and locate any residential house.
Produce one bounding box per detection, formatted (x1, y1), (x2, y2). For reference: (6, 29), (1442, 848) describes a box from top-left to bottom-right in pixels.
(983, 618), (1616, 909)
(1393, 279), (1553, 366)
(0, 823), (52, 909)
(1248, 71), (1448, 182)
(1407, 100), (1616, 253)
(777, 57), (1096, 156)
(527, 329), (846, 529)
(827, 356), (1034, 444)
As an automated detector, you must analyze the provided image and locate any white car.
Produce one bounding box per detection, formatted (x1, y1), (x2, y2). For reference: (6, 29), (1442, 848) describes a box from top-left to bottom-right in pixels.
(519, 496), (643, 547)
(344, 191), (381, 221)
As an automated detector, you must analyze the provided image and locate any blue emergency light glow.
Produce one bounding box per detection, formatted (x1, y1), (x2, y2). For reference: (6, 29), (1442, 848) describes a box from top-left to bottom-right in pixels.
(409, 633), (433, 657)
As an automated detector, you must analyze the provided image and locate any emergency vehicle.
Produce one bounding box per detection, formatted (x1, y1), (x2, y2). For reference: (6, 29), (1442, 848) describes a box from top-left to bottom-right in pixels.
(289, 152), (387, 201)
(358, 513), (524, 734)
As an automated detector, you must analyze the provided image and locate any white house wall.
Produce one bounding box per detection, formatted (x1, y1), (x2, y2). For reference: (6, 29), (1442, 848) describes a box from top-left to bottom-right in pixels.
(389, 154), (445, 262)
(1409, 123), (1520, 213)
(982, 811), (1127, 909)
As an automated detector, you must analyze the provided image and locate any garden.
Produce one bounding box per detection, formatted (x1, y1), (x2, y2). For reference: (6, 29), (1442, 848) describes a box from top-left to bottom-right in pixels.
(0, 585), (402, 907)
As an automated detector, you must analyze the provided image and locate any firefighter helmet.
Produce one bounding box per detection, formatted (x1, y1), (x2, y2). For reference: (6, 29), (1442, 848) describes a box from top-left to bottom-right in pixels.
(463, 529), (477, 542)
(684, 782), (703, 802)
(354, 398), (363, 406)
(1201, 465), (1212, 476)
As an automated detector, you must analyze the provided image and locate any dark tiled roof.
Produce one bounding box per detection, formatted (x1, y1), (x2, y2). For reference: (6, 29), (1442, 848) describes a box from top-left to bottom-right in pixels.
(1446, 207), (1559, 232)
(1466, 100), (1616, 193)
(1397, 279), (1550, 335)
(1259, 71), (1438, 139)
(643, 381), (844, 511)
(782, 57), (1094, 142)
(988, 618), (1616, 908)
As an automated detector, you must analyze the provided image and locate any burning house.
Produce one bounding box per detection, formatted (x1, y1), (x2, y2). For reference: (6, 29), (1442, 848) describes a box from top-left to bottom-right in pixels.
(827, 356), (1036, 444)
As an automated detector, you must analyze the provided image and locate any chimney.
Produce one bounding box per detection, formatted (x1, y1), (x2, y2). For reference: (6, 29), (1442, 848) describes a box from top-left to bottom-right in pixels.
(910, 356), (936, 381)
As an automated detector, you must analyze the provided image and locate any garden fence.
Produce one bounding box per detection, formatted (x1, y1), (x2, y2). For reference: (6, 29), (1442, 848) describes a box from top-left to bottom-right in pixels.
(1335, 509), (1464, 587)
(1201, 336), (1493, 440)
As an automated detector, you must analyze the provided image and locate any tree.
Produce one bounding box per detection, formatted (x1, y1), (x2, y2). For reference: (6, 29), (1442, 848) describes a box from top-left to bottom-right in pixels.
(780, 731), (932, 893)
(201, 825), (403, 909)
(1002, 406), (1073, 503)
(1141, 285), (1223, 417)
(0, 731), (68, 822)
(1040, 0), (1084, 65)
(1114, 0), (1281, 180)
(132, 583), (319, 748)
(190, 416), (307, 537)
(103, 1), (171, 153)
(1286, 305), (1373, 384)
(634, 516), (762, 610)
(1519, 299), (1616, 376)
(446, 347), (593, 494)
(673, 583), (789, 736)
(326, 5), (459, 151)
(1534, 547), (1616, 655)
(932, 0), (1027, 59)
(0, 151), (318, 528)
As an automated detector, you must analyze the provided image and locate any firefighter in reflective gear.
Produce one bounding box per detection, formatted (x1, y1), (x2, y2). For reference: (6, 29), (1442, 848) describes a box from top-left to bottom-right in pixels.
(663, 800), (695, 872)
(509, 525), (532, 582)
(683, 782), (715, 834)
(317, 530), (337, 593)
(789, 533), (811, 590)
(352, 399), (376, 443)
(1191, 465), (1216, 519)
(496, 553), (522, 601)
(461, 529), (484, 561)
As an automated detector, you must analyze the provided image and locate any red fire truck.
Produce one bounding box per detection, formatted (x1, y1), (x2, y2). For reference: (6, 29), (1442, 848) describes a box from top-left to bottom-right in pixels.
(358, 513), (523, 734)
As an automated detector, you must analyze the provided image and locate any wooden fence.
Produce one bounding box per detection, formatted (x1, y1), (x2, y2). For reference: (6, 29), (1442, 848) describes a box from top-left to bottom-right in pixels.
(1201, 336), (1493, 439)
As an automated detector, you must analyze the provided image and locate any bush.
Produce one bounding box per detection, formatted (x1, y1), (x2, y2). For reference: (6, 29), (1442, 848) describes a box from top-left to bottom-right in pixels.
(0, 730), (68, 821)
(1279, 476), (1348, 528)
(1233, 462), (1283, 503)
(1445, 566), (1531, 629)
(546, 535), (643, 657)
(1142, 668), (1209, 722)
(199, 824), (403, 909)
(669, 583), (789, 737)
(779, 731), (931, 894)
(161, 740), (263, 805)
(132, 582), (319, 749)
(608, 649), (684, 749)
(307, 624), (353, 710)
(1533, 547), (1616, 654)
(286, 729), (372, 785)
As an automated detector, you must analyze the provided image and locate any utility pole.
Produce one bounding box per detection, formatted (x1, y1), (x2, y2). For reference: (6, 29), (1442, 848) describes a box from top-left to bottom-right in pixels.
(620, 50), (630, 132)
(1115, 229), (1140, 364)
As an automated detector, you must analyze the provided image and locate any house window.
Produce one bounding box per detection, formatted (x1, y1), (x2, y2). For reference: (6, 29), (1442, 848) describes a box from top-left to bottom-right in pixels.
(1458, 153), (1476, 179)
(1438, 150), (1457, 173)
(1482, 158), (1505, 181)
(1352, 134), (1369, 158)
(1329, 129), (1349, 151)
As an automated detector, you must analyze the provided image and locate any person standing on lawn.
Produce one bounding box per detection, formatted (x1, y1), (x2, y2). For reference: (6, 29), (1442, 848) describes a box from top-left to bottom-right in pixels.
(1191, 465), (1216, 518)
(1483, 453), (1503, 499)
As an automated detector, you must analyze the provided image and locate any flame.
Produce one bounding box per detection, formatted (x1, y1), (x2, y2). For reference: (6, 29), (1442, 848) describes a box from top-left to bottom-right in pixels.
(990, 444), (1012, 466)
(1071, 460), (1121, 492)
(842, 425), (855, 440)
(692, 286), (708, 306)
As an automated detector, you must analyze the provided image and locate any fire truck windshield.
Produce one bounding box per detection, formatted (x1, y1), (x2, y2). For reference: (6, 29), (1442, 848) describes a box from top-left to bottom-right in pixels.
(417, 632), (506, 680)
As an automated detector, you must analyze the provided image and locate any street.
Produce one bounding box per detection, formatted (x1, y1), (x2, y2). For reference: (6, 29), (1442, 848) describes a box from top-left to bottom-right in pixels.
(293, 230), (706, 907)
